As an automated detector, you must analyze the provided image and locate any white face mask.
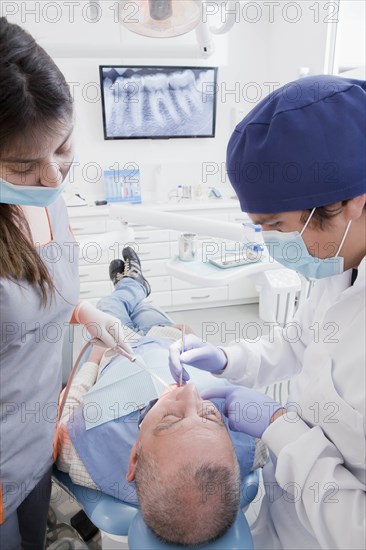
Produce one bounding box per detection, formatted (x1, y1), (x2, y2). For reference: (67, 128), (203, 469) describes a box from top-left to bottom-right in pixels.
(0, 158), (75, 207)
(263, 208), (352, 279)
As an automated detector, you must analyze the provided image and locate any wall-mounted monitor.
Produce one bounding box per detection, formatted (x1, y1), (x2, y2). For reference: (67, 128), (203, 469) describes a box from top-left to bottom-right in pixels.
(99, 65), (218, 140)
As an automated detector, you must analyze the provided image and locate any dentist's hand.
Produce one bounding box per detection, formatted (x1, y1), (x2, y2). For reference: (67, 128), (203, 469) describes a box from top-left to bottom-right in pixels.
(201, 386), (285, 439)
(74, 301), (134, 355)
(169, 334), (228, 384)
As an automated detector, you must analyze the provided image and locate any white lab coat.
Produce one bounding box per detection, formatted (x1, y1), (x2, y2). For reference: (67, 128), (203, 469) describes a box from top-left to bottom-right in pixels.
(218, 258), (366, 550)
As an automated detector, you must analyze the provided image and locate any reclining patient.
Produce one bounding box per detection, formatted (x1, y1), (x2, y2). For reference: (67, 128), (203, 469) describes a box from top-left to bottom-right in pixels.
(57, 248), (260, 546)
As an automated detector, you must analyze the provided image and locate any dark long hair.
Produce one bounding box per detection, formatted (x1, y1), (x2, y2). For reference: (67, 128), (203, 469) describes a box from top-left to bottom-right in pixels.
(0, 17), (73, 305)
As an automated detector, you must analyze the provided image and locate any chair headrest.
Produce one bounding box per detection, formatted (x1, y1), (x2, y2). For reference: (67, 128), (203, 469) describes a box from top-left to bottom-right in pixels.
(128, 509), (253, 550)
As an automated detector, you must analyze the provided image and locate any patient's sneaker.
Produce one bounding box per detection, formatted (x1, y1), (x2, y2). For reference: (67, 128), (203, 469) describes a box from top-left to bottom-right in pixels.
(109, 259), (124, 285)
(122, 247), (151, 297)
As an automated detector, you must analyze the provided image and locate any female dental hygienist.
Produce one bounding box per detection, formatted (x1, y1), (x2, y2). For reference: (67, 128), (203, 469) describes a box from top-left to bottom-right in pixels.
(0, 18), (132, 549)
(170, 75), (366, 549)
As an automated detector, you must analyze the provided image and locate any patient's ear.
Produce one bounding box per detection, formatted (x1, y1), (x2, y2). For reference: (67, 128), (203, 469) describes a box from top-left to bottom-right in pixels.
(126, 441), (139, 482)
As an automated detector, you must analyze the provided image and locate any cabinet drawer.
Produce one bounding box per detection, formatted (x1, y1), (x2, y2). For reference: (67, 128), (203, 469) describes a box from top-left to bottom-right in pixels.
(79, 264), (110, 282)
(140, 259), (169, 277)
(70, 220), (106, 235)
(136, 242), (171, 260)
(149, 276), (172, 293)
(171, 276), (197, 291)
(228, 278), (258, 301)
(79, 247), (110, 267)
(172, 286), (228, 306)
(79, 281), (113, 299)
(132, 229), (171, 243)
(144, 291), (172, 308)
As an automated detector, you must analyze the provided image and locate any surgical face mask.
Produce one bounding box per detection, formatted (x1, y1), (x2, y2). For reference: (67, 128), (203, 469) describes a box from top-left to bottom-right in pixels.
(263, 208), (352, 280)
(0, 157), (75, 207)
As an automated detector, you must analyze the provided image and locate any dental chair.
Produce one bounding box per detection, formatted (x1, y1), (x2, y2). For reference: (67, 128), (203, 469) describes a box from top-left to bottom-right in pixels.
(53, 466), (258, 549)
(54, 337), (259, 549)
(54, 225), (259, 548)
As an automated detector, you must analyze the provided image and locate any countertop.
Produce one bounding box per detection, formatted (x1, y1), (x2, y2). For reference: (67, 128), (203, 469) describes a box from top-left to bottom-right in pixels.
(67, 198), (242, 218)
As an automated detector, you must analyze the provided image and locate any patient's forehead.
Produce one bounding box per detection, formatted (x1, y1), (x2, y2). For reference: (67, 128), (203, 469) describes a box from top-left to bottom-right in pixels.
(144, 419), (234, 460)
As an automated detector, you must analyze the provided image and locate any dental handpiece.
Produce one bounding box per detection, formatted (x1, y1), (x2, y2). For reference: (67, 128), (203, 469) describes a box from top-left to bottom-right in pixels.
(179, 325), (185, 386)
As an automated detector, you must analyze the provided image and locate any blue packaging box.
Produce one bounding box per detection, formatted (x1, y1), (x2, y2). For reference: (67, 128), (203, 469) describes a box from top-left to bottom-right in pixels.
(104, 169), (142, 203)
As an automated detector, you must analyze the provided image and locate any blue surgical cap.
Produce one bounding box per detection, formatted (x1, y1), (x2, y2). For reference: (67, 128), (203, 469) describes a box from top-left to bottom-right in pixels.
(227, 75), (366, 213)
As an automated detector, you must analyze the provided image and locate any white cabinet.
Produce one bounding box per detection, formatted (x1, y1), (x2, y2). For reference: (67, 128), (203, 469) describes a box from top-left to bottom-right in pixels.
(79, 281), (113, 301)
(172, 286), (228, 307)
(135, 242), (171, 261)
(133, 229), (171, 244)
(144, 291), (173, 308)
(68, 203), (259, 311)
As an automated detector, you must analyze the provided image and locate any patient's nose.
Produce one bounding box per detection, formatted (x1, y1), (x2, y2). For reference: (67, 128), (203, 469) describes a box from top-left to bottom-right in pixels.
(176, 384), (201, 406)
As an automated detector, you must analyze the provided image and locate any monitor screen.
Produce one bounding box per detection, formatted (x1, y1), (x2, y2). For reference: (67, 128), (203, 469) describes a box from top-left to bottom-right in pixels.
(99, 65), (218, 140)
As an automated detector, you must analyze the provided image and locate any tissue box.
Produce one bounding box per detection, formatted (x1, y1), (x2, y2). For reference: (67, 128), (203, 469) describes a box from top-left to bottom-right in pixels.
(104, 169), (142, 203)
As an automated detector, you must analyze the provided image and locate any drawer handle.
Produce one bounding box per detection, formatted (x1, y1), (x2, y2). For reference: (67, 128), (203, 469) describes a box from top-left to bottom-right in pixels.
(80, 290), (92, 295)
(191, 295), (210, 300)
(134, 237), (150, 241)
(138, 252), (151, 256)
(79, 273), (89, 278)
(143, 269), (151, 273)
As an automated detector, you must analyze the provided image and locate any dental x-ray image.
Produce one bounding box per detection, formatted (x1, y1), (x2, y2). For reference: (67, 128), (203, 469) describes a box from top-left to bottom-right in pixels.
(100, 66), (218, 139)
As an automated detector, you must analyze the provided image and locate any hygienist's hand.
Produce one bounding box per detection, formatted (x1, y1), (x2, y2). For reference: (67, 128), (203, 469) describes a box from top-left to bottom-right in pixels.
(201, 386), (285, 439)
(74, 301), (134, 355)
(169, 334), (228, 384)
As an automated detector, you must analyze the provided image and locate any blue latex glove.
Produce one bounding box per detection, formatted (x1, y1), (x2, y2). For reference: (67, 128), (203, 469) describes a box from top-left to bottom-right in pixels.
(169, 334), (228, 384)
(201, 386), (285, 438)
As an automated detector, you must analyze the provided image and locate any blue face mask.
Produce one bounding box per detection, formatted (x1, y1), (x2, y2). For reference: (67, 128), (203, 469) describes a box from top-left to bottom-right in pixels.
(0, 158), (75, 207)
(263, 208), (352, 280)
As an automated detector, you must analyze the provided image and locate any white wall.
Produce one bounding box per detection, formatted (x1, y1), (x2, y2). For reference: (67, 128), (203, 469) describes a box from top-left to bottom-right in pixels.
(4, 0), (334, 202)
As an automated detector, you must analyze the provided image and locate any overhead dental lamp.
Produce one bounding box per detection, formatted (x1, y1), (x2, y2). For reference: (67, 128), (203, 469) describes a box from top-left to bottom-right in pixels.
(119, 0), (202, 38)
(85, 0), (238, 58)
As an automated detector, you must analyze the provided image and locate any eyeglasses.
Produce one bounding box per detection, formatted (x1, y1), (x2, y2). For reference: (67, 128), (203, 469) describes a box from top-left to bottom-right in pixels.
(138, 398), (159, 429)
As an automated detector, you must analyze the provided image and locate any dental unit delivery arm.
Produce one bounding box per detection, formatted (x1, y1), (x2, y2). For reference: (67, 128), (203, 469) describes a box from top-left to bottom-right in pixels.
(109, 204), (264, 247)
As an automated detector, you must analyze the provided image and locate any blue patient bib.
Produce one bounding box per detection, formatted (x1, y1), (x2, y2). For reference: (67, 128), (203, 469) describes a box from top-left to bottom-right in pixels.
(83, 340), (174, 430)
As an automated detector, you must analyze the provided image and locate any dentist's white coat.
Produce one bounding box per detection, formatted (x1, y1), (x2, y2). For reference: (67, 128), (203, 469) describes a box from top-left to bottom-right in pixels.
(219, 258), (366, 549)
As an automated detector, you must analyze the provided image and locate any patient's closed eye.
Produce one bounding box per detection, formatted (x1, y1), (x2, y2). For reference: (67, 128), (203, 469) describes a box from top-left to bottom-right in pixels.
(161, 412), (182, 422)
(162, 410), (220, 422)
(201, 410), (223, 424)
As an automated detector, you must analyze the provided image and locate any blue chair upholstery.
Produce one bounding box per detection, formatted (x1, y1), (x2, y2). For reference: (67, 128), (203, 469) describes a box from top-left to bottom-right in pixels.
(53, 466), (258, 546)
(128, 509), (253, 550)
(240, 470), (259, 509)
(53, 466), (138, 536)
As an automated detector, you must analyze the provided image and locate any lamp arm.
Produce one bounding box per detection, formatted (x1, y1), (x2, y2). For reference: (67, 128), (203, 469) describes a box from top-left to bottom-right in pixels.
(209, 1), (237, 35)
(195, 21), (215, 57)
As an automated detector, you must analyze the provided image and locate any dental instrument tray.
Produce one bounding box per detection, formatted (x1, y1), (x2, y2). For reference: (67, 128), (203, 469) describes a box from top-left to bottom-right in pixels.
(209, 252), (261, 269)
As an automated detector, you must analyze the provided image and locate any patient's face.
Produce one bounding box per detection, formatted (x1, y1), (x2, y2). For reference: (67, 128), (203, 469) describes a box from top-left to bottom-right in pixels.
(133, 384), (235, 475)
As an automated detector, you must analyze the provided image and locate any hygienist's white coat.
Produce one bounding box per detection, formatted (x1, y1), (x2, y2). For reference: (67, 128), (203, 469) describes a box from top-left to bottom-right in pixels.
(219, 258), (366, 549)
